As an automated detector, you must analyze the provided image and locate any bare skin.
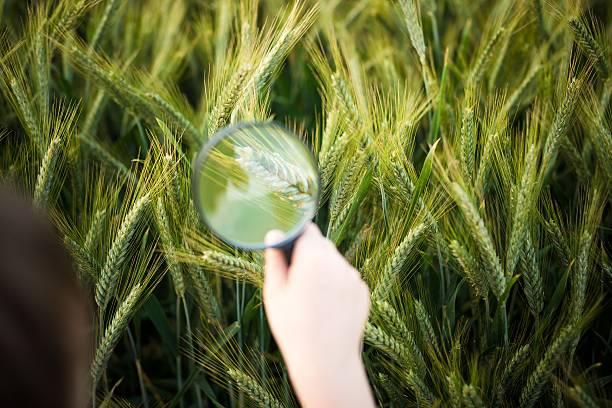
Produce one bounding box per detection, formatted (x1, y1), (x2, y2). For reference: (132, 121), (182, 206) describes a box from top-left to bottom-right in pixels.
(263, 223), (376, 408)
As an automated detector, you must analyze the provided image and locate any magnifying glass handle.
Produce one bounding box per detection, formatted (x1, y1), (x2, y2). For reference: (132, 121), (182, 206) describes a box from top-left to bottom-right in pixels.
(277, 240), (294, 265)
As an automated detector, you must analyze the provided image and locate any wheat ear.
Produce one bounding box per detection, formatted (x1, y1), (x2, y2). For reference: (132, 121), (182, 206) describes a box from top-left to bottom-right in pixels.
(450, 240), (488, 300)
(373, 301), (426, 375)
(206, 65), (251, 135)
(460, 105), (476, 183)
(236, 146), (315, 206)
(541, 78), (581, 176)
(91, 283), (143, 388)
(451, 183), (505, 298)
(463, 384), (485, 408)
(414, 299), (439, 349)
(85, 209), (107, 253)
(470, 27), (505, 84)
(227, 369), (283, 408)
(506, 144), (538, 276)
(33, 136), (61, 207)
(95, 193), (150, 311)
(521, 234), (544, 316)
(200, 250), (263, 286)
(569, 19), (609, 78)
(373, 223), (427, 300)
(519, 325), (577, 408)
(155, 198), (185, 297)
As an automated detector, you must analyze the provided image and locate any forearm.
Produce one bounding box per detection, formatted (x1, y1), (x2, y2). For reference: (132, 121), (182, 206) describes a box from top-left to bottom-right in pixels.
(286, 353), (376, 408)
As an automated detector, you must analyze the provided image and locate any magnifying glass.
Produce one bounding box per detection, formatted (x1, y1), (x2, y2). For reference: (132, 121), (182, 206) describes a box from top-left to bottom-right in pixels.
(192, 121), (320, 262)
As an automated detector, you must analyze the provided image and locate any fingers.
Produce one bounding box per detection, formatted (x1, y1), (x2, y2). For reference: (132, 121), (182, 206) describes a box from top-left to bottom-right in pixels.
(264, 230), (289, 295)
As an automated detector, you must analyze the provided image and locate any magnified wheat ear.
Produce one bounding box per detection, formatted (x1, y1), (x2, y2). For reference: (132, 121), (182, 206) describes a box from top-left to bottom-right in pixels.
(235, 146), (315, 206)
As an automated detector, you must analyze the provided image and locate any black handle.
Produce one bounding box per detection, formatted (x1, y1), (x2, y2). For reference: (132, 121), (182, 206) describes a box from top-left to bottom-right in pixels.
(278, 240), (294, 265)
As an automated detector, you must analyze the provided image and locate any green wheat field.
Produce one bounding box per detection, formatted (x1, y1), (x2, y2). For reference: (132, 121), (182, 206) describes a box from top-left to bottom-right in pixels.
(0, 0), (611, 406)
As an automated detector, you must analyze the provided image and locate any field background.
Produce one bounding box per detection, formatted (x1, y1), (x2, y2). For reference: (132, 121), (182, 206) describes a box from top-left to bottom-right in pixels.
(0, 0), (611, 406)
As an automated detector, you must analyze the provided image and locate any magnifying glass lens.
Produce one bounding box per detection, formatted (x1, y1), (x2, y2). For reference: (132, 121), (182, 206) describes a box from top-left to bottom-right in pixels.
(193, 122), (319, 249)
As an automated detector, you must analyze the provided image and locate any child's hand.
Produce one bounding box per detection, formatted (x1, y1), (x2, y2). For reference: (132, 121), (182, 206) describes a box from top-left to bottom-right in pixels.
(263, 223), (375, 408)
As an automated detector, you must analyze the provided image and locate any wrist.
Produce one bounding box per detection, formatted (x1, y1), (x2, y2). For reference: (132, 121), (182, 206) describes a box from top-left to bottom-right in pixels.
(285, 352), (374, 408)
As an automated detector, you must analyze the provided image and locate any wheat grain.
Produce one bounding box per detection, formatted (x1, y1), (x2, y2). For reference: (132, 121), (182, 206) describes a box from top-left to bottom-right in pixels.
(544, 219), (571, 267)
(33, 31), (49, 115)
(227, 368), (283, 408)
(519, 325), (577, 408)
(95, 193), (150, 311)
(328, 150), (364, 226)
(373, 301), (426, 375)
(405, 369), (434, 404)
(475, 131), (499, 193)
(451, 183), (505, 298)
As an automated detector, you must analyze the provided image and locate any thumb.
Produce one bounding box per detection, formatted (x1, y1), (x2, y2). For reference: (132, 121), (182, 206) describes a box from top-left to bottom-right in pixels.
(263, 230), (288, 296)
